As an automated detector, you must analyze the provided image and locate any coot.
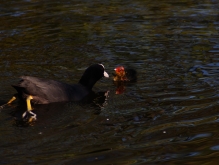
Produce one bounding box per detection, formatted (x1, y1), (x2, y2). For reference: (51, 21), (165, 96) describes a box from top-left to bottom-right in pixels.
(113, 66), (137, 82)
(2, 64), (109, 121)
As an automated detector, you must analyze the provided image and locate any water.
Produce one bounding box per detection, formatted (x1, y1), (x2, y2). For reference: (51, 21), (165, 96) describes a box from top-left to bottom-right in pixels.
(1, 0), (219, 164)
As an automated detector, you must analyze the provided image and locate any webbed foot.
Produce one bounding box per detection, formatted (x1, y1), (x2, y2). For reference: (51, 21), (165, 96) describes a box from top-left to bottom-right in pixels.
(22, 110), (37, 122)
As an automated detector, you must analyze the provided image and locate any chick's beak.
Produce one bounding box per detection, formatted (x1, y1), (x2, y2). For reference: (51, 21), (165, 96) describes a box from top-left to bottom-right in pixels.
(114, 68), (119, 74)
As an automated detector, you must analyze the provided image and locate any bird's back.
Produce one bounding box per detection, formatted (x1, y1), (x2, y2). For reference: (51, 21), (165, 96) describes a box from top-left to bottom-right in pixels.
(12, 76), (89, 104)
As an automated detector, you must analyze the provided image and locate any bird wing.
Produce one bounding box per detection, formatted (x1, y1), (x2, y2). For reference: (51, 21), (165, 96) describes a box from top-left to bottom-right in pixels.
(18, 76), (88, 102)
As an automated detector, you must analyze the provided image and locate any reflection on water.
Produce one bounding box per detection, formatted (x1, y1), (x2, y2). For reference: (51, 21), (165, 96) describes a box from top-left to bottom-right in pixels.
(1, 0), (219, 164)
(10, 90), (109, 127)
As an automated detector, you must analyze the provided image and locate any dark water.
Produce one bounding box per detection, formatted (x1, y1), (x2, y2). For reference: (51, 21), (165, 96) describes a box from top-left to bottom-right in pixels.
(1, 0), (219, 164)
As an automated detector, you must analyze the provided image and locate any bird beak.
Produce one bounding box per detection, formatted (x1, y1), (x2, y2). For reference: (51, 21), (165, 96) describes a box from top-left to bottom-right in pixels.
(104, 71), (109, 78)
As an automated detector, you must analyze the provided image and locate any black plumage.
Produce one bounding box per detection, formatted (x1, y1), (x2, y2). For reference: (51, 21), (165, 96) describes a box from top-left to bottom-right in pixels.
(12, 64), (109, 104)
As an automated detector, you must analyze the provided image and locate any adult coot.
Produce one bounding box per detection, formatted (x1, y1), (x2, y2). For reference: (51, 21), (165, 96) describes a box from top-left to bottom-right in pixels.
(2, 64), (109, 121)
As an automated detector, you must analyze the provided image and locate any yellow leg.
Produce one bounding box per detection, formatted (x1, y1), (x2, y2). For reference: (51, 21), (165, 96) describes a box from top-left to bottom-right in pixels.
(23, 95), (36, 121)
(7, 96), (16, 104)
(26, 95), (33, 111)
(0, 96), (17, 109)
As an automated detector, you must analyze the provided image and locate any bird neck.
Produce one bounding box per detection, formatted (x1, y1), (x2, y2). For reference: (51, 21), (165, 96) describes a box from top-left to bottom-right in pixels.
(79, 76), (97, 90)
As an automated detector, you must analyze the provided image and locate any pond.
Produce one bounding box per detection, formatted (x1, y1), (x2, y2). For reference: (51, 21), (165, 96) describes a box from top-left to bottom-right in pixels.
(1, 0), (219, 164)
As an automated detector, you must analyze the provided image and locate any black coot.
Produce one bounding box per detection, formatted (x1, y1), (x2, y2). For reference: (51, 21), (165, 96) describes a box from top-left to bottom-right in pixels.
(2, 64), (109, 121)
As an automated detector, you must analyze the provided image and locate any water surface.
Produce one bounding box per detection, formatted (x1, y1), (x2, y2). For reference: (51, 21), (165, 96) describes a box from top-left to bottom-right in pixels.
(1, 0), (219, 164)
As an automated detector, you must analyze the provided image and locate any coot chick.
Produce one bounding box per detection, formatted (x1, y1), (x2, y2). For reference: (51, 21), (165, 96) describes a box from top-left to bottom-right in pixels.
(113, 66), (137, 82)
(1, 64), (109, 121)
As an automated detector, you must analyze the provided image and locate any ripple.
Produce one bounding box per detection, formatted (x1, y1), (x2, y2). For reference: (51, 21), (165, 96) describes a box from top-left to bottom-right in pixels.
(1, 0), (219, 164)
